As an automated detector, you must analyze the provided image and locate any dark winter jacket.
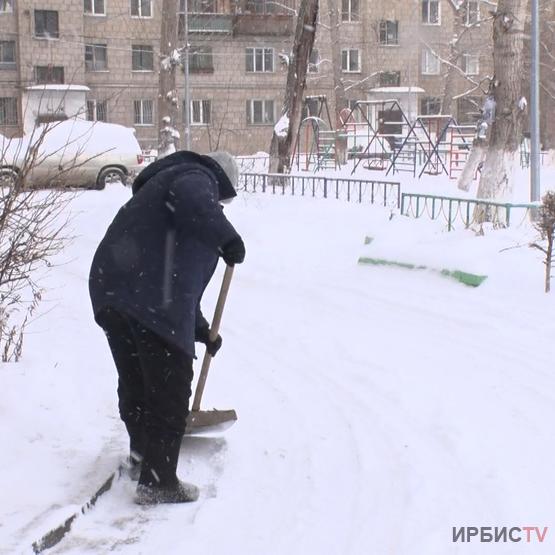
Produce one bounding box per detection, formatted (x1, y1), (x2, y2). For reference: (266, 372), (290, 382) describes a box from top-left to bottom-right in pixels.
(89, 150), (240, 358)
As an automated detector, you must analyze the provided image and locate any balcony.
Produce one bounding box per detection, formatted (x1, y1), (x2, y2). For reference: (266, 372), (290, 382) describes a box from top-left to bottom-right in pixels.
(233, 14), (294, 36)
(179, 0), (295, 36)
(182, 13), (234, 34)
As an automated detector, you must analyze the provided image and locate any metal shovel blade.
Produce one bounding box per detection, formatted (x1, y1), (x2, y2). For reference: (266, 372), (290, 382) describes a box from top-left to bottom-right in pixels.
(186, 409), (238, 434)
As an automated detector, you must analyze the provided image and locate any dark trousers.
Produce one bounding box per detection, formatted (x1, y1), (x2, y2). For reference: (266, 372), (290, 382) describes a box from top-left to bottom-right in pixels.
(98, 308), (194, 460)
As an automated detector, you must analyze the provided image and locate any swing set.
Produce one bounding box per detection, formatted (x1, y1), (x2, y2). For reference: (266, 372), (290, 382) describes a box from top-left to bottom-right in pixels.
(292, 95), (339, 172)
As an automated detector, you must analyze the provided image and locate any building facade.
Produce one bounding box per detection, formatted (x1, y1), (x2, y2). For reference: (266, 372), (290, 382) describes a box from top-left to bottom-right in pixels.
(0, 0), (493, 154)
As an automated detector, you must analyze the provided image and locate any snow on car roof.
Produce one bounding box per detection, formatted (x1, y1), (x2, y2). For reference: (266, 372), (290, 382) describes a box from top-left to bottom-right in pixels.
(16, 119), (140, 157)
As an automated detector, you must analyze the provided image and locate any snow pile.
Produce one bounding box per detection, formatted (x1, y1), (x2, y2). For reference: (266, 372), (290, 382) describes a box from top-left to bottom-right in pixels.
(274, 113), (290, 139)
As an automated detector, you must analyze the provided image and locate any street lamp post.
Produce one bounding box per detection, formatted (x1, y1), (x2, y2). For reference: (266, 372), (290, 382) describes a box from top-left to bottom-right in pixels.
(530, 0), (541, 203)
(182, 0), (191, 150)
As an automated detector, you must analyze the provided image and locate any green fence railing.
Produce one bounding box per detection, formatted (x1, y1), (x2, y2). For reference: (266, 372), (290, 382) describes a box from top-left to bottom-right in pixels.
(240, 173), (401, 208)
(400, 192), (537, 231)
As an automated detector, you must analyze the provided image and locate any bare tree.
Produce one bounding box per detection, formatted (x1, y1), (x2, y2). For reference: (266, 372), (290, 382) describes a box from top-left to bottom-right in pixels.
(440, 1), (494, 116)
(326, 0), (348, 163)
(539, 0), (555, 162)
(474, 0), (528, 213)
(158, 0), (180, 152)
(268, 0), (319, 174)
(441, 5), (467, 115)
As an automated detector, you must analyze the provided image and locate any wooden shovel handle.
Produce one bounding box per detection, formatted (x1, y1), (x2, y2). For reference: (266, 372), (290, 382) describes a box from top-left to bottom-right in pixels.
(191, 264), (235, 411)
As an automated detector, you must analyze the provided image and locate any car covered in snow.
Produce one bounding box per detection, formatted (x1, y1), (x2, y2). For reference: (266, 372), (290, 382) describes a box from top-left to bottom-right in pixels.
(0, 119), (145, 190)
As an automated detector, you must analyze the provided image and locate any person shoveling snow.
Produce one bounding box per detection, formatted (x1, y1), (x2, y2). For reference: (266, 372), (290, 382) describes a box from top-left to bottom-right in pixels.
(88, 150), (245, 505)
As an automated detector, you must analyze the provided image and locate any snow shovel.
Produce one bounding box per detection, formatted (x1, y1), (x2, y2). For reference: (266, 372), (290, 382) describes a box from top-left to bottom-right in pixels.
(186, 264), (238, 434)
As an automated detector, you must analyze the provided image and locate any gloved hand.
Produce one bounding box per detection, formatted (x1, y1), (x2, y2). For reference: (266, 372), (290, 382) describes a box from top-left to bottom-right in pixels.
(220, 236), (245, 266)
(195, 326), (223, 357)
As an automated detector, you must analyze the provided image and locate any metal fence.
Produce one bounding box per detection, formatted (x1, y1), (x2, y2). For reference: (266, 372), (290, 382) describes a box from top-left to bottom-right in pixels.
(239, 173), (401, 208)
(236, 156), (269, 174)
(400, 192), (537, 230)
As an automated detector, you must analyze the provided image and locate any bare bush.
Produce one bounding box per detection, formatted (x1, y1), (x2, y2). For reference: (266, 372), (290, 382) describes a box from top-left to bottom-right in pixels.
(530, 191), (555, 293)
(0, 123), (80, 361)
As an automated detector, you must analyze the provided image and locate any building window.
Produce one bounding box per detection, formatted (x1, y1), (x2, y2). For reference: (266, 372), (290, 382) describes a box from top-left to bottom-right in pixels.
(37, 113), (67, 125)
(189, 99), (211, 125)
(132, 45), (154, 71)
(246, 99), (274, 125)
(302, 97), (319, 119)
(464, 0), (480, 25)
(308, 48), (319, 73)
(0, 97), (17, 125)
(379, 21), (399, 46)
(246, 47), (274, 73)
(35, 65), (64, 84)
(189, 46), (213, 73)
(85, 44), (108, 71)
(87, 99), (107, 121)
(0, 0), (13, 13)
(186, 0), (216, 12)
(243, 0), (291, 15)
(131, 0), (152, 17)
(34, 10), (59, 39)
(178, 0), (219, 37)
(341, 0), (359, 22)
(341, 49), (360, 72)
(84, 0), (105, 15)
(245, 0), (276, 14)
(421, 0), (440, 24)
(462, 53), (479, 75)
(0, 40), (15, 69)
(133, 99), (153, 125)
(420, 97), (441, 115)
(421, 47), (440, 75)
(378, 71), (400, 87)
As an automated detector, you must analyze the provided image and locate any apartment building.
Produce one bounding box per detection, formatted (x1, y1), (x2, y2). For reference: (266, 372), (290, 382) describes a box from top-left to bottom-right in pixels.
(0, 0), (492, 154)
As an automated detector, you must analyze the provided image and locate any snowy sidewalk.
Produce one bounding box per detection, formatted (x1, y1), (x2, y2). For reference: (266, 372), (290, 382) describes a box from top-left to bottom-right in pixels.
(2, 189), (555, 554)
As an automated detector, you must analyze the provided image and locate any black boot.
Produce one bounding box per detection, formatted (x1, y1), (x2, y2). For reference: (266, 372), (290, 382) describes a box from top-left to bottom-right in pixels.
(123, 425), (147, 481)
(136, 436), (199, 504)
(136, 481), (200, 505)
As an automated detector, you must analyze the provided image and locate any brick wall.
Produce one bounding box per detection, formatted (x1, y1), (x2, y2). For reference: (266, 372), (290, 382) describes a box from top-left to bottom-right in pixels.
(0, 0), (497, 152)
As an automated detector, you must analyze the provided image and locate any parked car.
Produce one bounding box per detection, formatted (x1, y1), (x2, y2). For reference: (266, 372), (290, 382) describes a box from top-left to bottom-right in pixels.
(0, 119), (145, 190)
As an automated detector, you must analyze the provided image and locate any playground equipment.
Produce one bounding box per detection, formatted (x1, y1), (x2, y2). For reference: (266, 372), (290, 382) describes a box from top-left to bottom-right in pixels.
(293, 95), (483, 180)
(342, 102), (468, 178)
(448, 123), (476, 179)
(293, 95), (339, 172)
(384, 115), (480, 179)
(336, 98), (484, 180)
(343, 99), (412, 175)
(386, 115), (454, 178)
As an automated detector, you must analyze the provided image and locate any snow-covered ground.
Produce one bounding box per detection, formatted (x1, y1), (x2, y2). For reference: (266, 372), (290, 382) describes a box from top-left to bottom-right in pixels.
(2, 170), (555, 554)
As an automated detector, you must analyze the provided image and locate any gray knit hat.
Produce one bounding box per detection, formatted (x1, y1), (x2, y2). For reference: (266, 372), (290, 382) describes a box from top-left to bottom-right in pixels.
(204, 151), (239, 192)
